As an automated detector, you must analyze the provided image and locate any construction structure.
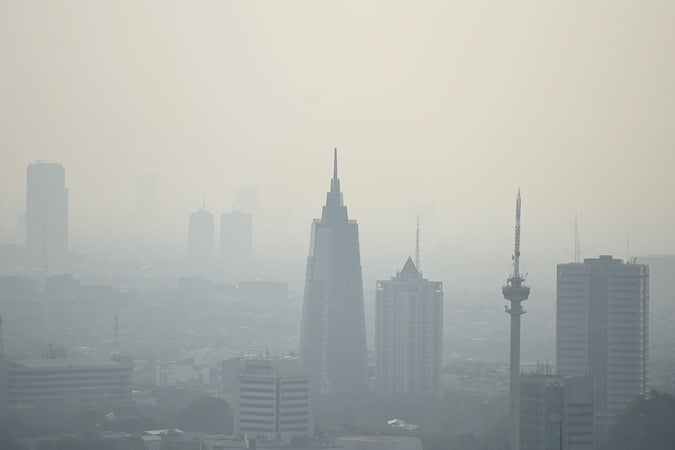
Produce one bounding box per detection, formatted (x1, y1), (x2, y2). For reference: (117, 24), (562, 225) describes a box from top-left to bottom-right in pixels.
(502, 189), (531, 450)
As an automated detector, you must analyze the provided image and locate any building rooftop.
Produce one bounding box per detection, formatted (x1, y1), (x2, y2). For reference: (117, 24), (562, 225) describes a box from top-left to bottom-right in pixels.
(10, 357), (127, 370)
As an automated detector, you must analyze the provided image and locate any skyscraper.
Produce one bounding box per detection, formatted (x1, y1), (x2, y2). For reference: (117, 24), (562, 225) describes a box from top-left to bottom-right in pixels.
(299, 149), (367, 396)
(556, 255), (649, 436)
(188, 207), (215, 266)
(520, 374), (594, 450)
(375, 257), (443, 398)
(221, 211), (253, 270)
(26, 162), (68, 267)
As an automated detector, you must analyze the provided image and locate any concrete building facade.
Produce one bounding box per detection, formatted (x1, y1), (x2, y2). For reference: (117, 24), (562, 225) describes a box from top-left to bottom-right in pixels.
(234, 359), (313, 443)
(375, 257), (443, 398)
(520, 374), (594, 450)
(556, 255), (649, 434)
(0, 357), (132, 409)
(188, 208), (215, 266)
(298, 150), (367, 396)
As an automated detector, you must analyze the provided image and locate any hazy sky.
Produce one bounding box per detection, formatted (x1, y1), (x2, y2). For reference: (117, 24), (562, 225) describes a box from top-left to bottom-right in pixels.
(1, 1), (674, 276)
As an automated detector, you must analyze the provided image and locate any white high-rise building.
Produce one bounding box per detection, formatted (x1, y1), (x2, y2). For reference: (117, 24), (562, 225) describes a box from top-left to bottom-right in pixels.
(375, 257), (443, 398)
(235, 359), (313, 443)
(556, 255), (649, 435)
(188, 207), (214, 266)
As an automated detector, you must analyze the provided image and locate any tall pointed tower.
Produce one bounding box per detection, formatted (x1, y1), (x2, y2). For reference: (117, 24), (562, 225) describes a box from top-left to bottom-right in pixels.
(299, 149), (368, 395)
(502, 189), (531, 450)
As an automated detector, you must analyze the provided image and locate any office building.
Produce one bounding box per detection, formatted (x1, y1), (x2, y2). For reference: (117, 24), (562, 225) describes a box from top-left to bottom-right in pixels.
(375, 257), (443, 398)
(188, 207), (215, 265)
(556, 255), (648, 433)
(0, 356), (132, 409)
(25, 162), (68, 266)
(235, 359), (312, 443)
(520, 374), (594, 450)
(298, 150), (368, 395)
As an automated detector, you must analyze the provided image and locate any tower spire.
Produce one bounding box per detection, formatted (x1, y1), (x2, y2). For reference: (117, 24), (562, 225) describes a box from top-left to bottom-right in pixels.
(333, 148), (338, 180)
(0, 314), (5, 359)
(512, 188), (522, 278)
(415, 215), (421, 272)
(502, 189), (531, 450)
(113, 313), (119, 356)
(574, 214), (581, 263)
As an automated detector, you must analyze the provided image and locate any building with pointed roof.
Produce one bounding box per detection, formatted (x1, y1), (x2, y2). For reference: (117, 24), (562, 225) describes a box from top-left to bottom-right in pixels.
(298, 149), (367, 396)
(375, 257), (443, 398)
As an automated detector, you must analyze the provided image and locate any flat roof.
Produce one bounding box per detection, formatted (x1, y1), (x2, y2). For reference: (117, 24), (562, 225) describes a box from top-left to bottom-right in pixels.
(10, 357), (127, 369)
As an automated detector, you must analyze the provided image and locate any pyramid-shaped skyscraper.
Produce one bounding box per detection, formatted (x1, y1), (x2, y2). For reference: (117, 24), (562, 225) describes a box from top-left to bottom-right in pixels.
(299, 149), (367, 395)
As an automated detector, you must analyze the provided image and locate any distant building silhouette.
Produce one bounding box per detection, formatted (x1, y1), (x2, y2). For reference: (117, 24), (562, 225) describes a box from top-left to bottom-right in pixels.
(220, 211), (252, 271)
(26, 162), (68, 267)
(520, 374), (594, 450)
(375, 257), (443, 398)
(557, 255), (649, 438)
(299, 149), (367, 395)
(188, 207), (215, 266)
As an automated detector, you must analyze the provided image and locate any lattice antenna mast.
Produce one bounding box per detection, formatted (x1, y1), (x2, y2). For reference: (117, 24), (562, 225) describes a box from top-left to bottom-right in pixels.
(415, 215), (421, 271)
(113, 313), (119, 355)
(0, 314), (5, 359)
(512, 189), (522, 279)
(574, 214), (580, 263)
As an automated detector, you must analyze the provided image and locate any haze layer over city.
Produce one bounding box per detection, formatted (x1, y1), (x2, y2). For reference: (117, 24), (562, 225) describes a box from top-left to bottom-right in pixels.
(1, 2), (674, 450)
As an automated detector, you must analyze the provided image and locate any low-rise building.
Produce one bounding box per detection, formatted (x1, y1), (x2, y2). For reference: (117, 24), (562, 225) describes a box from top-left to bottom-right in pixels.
(0, 356), (132, 409)
(235, 359), (312, 443)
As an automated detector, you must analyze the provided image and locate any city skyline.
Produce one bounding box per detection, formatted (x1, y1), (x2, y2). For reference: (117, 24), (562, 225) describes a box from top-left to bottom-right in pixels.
(0, 2), (673, 448)
(2, 2), (675, 266)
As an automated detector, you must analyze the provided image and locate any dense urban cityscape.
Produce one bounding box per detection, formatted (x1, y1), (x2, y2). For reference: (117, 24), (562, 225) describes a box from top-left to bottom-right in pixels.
(2, 2), (675, 450)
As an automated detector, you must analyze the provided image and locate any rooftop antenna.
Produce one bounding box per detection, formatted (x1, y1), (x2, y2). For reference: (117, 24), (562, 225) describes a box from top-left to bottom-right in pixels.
(626, 233), (631, 263)
(113, 313), (119, 356)
(0, 314), (5, 359)
(574, 214), (581, 263)
(41, 219), (48, 276)
(415, 215), (421, 271)
(333, 147), (338, 179)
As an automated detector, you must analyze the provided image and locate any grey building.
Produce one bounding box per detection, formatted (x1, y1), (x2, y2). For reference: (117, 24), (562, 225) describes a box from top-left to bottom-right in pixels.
(520, 374), (594, 450)
(298, 149), (367, 396)
(188, 207), (215, 265)
(26, 162), (68, 267)
(556, 255), (649, 434)
(0, 357), (132, 409)
(375, 257), (443, 398)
